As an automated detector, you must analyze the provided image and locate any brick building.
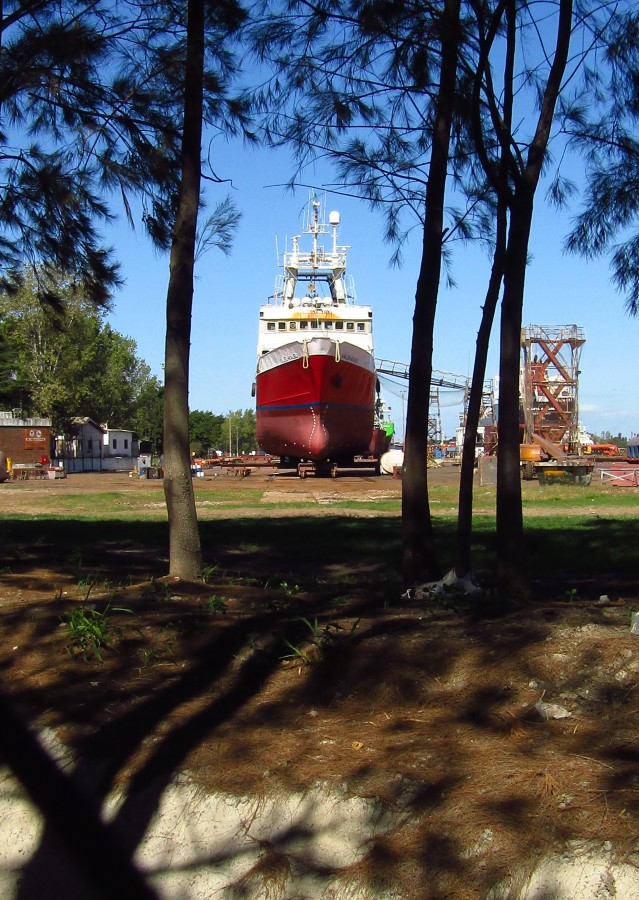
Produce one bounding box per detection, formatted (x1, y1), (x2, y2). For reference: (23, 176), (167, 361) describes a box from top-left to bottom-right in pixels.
(0, 412), (53, 466)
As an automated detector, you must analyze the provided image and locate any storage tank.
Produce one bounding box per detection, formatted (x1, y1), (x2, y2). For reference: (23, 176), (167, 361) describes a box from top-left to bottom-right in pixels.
(380, 448), (404, 475)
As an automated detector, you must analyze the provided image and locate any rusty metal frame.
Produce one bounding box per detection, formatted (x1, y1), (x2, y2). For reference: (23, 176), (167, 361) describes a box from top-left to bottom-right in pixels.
(521, 325), (585, 449)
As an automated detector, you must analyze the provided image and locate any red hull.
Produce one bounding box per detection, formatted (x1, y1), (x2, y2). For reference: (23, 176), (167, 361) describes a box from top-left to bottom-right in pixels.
(256, 339), (376, 461)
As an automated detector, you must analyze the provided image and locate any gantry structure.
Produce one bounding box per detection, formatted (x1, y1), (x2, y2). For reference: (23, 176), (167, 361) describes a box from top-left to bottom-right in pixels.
(375, 359), (471, 443)
(520, 325), (586, 450)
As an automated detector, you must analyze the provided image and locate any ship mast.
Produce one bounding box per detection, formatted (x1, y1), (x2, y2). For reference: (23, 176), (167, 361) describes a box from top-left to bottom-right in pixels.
(310, 197), (320, 269)
(278, 197), (351, 307)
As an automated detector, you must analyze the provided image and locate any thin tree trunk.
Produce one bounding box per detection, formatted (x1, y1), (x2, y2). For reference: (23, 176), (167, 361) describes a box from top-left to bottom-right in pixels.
(456, 0), (515, 581)
(402, 0), (460, 585)
(455, 196), (506, 576)
(163, 0), (204, 580)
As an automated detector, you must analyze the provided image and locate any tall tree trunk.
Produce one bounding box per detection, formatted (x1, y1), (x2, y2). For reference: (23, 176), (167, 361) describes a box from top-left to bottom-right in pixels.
(456, 0), (515, 581)
(456, 0), (516, 581)
(455, 196), (506, 576)
(163, 0), (204, 580)
(495, 190), (532, 599)
(402, 0), (460, 585)
(495, 0), (573, 602)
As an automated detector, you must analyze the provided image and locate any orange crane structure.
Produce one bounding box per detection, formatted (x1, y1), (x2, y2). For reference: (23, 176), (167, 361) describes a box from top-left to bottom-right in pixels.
(520, 324), (585, 454)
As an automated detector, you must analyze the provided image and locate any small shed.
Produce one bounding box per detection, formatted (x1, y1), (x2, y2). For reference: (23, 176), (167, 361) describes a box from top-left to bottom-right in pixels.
(628, 436), (639, 461)
(55, 418), (104, 473)
(56, 419), (138, 473)
(102, 426), (139, 471)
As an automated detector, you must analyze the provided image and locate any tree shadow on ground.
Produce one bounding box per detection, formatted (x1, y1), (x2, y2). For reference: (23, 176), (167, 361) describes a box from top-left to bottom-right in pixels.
(1, 515), (639, 897)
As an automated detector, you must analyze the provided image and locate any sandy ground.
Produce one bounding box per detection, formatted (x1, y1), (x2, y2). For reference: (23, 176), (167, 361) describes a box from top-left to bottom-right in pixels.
(2, 462), (639, 898)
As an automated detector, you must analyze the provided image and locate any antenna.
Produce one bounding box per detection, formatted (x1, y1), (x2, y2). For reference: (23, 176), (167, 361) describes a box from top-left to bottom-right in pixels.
(329, 210), (340, 255)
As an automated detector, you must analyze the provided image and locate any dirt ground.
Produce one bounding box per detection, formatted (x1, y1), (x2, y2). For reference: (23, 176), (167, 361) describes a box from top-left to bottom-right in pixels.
(2, 467), (639, 898)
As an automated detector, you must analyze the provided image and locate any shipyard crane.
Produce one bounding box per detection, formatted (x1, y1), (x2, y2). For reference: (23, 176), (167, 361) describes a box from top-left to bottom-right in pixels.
(378, 322), (586, 458)
(375, 359), (482, 443)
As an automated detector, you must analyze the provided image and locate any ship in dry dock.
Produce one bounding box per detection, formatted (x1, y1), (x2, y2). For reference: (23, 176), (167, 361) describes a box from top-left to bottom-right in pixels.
(254, 198), (389, 475)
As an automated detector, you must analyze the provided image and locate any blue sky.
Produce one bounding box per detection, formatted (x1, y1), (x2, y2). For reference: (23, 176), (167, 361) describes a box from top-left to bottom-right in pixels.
(105, 135), (638, 441)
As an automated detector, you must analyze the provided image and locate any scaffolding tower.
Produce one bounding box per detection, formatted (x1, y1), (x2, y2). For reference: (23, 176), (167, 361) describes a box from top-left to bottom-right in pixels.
(520, 325), (585, 450)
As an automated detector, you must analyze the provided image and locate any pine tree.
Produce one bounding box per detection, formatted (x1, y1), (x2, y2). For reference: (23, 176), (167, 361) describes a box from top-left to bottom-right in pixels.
(161, 0), (247, 580)
(0, 2), (182, 306)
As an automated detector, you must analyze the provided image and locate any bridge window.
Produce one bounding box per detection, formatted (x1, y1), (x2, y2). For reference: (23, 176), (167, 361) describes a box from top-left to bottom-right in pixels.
(267, 322), (275, 331)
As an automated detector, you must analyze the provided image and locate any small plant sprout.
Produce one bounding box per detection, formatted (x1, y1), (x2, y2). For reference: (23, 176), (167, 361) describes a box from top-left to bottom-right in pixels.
(279, 580), (301, 596)
(280, 638), (316, 666)
(63, 603), (132, 662)
(200, 564), (220, 584)
(201, 594), (228, 615)
(280, 616), (360, 667)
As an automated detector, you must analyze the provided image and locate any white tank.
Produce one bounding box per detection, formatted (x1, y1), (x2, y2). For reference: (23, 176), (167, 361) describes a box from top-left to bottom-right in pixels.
(380, 448), (404, 475)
